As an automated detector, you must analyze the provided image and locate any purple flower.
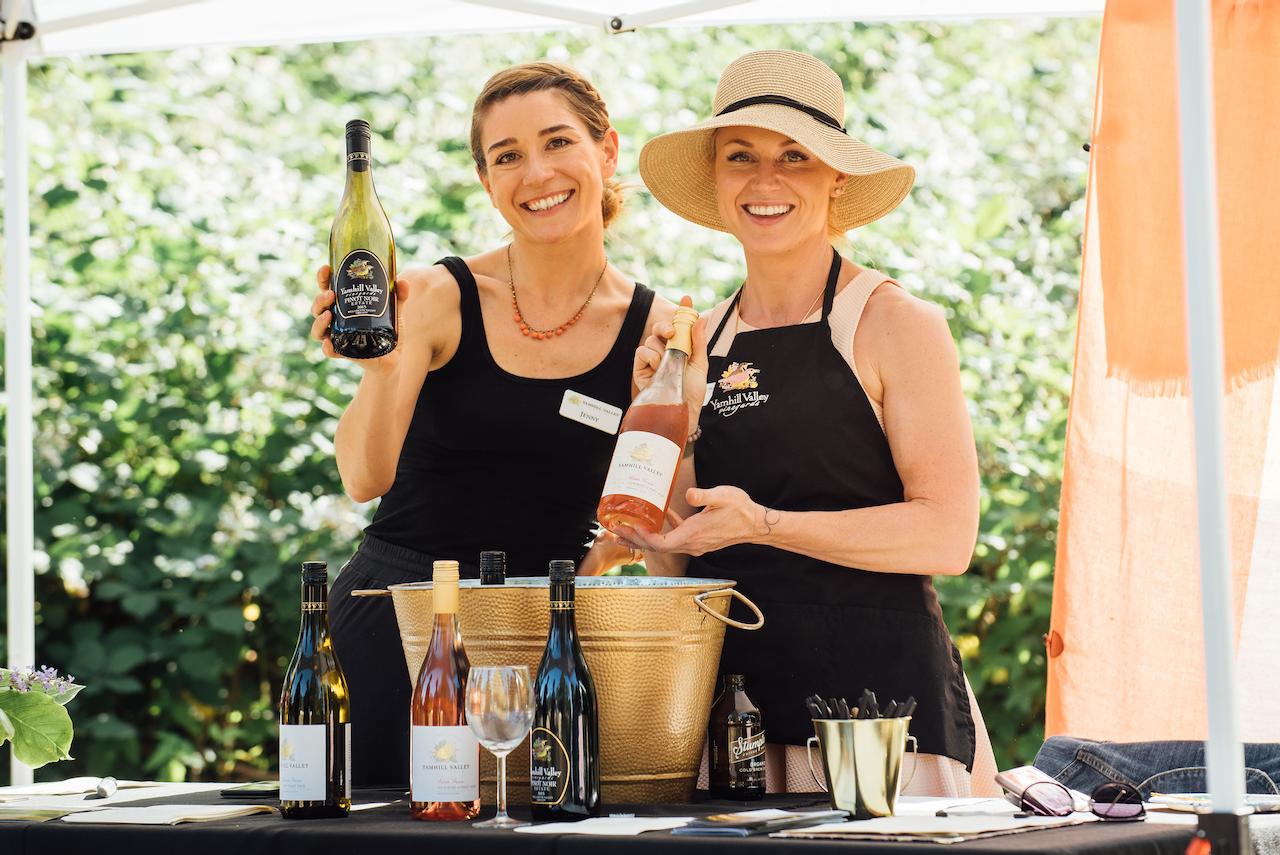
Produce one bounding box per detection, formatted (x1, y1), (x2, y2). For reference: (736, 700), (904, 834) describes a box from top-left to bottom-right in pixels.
(2, 665), (76, 695)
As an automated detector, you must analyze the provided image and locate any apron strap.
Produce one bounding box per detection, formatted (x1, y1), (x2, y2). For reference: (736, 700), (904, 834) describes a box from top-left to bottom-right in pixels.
(706, 287), (742, 353)
(706, 247), (843, 353)
(820, 246), (842, 320)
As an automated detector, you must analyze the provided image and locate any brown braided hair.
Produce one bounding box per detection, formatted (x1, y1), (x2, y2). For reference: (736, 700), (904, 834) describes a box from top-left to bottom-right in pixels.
(471, 62), (626, 229)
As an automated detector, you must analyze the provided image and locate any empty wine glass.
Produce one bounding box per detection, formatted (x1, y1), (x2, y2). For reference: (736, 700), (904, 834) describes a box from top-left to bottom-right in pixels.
(465, 665), (534, 829)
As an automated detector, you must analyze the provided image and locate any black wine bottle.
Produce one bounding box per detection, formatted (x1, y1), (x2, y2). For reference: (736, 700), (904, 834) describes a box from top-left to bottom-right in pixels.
(279, 562), (351, 818)
(708, 674), (765, 800)
(531, 560), (601, 819)
(329, 119), (397, 359)
(480, 551), (506, 585)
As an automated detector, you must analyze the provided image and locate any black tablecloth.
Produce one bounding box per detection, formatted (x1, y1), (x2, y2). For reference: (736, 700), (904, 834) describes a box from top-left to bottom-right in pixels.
(0, 789), (1196, 855)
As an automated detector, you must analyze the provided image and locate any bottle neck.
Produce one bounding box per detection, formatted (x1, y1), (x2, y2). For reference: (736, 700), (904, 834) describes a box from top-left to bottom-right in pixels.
(549, 579), (577, 636)
(298, 582), (331, 654)
(646, 347), (687, 398)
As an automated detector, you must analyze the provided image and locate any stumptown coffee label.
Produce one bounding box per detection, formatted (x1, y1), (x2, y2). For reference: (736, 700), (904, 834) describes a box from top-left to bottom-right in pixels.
(728, 726), (766, 781)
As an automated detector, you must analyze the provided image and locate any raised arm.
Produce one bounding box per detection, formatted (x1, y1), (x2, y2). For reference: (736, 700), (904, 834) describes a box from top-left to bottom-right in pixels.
(311, 263), (462, 503)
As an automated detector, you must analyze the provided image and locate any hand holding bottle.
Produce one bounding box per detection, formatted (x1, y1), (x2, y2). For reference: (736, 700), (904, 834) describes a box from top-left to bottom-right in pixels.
(310, 265), (408, 369)
(633, 298), (709, 438)
(611, 484), (769, 557)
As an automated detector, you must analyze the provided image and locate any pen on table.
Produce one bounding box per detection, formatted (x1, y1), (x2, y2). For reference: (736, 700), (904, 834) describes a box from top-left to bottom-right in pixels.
(935, 808), (1034, 818)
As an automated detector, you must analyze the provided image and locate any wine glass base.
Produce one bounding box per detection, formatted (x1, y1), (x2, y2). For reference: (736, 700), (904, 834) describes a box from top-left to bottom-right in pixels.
(473, 815), (529, 829)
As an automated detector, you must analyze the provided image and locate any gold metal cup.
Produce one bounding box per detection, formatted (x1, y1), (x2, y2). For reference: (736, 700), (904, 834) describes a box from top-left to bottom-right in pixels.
(806, 718), (917, 819)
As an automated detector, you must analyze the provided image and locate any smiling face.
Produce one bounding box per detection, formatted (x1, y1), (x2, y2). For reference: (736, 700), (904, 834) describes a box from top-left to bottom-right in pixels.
(712, 126), (847, 257)
(477, 89), (619, 247)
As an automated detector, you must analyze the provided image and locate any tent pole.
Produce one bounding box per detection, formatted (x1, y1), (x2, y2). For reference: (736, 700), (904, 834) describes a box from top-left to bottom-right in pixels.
(3, 36), (34, 787)
(1172, 0), (1249, 846)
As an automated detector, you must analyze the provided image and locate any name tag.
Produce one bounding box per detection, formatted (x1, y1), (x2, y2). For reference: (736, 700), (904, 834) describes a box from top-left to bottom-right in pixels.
(704, 382), (715, 405)
(559, 390), (623, 435)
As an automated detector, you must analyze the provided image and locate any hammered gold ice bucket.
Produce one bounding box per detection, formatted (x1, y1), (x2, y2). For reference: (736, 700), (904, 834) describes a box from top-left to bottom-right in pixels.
(376, 576), (762, 805)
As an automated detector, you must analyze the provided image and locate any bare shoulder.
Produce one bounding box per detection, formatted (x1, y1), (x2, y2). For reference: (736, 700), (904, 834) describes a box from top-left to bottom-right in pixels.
(856, 284), (957, 395)
(861, 284), (952, 353)
(398, 262), (463, 366)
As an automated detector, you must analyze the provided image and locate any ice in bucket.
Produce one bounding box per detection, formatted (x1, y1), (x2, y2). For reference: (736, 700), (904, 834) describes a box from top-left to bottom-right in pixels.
(807, 717), (917, 820)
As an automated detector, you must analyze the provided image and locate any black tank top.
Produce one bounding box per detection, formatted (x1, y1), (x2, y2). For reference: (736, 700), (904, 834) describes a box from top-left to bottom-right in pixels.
(363, 256), (655, 577)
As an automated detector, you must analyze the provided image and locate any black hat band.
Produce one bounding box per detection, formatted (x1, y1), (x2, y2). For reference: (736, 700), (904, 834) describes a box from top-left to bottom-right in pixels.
(715, 95), (847, 134)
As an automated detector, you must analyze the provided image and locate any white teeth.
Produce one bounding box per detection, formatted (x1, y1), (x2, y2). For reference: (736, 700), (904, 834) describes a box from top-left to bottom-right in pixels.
(527, 192), (570, 211)
(746, 204), (792, 217)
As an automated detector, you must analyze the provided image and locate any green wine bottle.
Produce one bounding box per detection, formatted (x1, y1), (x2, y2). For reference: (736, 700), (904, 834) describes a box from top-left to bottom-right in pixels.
(328, 119), (397, 359)
(279, 562), (351, 818)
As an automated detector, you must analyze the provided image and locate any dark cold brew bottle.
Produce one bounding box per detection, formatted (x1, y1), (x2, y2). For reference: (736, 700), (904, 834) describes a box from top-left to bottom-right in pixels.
(708, 674), (765, 800)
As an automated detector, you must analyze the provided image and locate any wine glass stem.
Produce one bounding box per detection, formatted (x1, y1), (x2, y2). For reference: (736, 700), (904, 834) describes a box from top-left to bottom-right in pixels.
(497, 754), (509, 820)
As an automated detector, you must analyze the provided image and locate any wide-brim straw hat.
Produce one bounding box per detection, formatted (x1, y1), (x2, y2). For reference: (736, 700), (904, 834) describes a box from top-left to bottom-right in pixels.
(639, 49), (914, 234)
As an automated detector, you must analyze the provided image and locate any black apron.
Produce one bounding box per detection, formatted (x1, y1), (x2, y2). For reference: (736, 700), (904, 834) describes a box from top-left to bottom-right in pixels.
(689, 249), (976, 770)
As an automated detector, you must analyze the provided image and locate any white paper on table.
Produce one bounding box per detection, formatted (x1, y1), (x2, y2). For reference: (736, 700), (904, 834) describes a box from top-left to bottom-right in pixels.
(773, 814), (1088, 841)
(514, 816), (694, 835)
(0, 778), (164, 797)
(894, 797), (1022, 817)
(62, 804), (275, 825)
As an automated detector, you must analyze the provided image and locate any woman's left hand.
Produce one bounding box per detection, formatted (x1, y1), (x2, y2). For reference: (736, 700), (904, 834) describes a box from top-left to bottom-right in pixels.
(578, 530), (642, 576)
(612, 485), (765, 557)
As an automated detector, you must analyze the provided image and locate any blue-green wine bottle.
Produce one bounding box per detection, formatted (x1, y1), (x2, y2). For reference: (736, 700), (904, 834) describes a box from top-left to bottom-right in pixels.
(530, 560), (601, 819)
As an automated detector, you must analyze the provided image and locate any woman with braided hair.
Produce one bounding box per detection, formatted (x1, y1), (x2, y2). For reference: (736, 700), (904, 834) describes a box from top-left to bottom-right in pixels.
(308, 62), (675, 787)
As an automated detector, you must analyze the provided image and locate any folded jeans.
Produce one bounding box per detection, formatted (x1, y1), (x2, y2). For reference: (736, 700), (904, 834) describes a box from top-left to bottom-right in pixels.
(1033, 736), (1280, 798)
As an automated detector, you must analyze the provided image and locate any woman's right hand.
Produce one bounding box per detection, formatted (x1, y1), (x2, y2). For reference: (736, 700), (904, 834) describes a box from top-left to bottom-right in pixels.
(633, 310), (709, 434)
(310, 264), (404, 371)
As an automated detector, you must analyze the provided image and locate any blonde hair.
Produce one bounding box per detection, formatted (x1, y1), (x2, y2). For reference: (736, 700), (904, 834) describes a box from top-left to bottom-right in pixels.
(470, 62), (626, 229)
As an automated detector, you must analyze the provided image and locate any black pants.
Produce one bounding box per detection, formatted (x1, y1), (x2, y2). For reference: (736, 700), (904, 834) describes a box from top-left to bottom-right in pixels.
(328, 537), (478, 789)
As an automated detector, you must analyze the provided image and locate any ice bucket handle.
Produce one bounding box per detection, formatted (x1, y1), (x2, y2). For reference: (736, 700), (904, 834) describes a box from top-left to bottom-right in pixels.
(693, 589), (764, 630)
(350, 588), (392, 597)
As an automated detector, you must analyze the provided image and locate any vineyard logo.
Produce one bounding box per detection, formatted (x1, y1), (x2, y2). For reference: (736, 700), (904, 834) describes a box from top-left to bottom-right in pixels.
(347, 258), (374, 279)
(718, 362), (760, 391)
(532, 737), (551, 761)
(281, 740), (296, 761)
(628, 443), (656, 464)
(431, 738), (458, 762)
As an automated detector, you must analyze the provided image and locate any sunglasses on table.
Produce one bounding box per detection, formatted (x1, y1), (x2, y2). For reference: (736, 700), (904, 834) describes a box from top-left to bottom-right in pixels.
(1020, 781), (1146, 821)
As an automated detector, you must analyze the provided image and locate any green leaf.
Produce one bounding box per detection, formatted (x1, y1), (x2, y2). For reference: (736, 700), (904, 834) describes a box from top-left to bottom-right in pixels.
(207, 607), (246, 635)
(0, 691), (74, 768)
(0, 704), (14, 743)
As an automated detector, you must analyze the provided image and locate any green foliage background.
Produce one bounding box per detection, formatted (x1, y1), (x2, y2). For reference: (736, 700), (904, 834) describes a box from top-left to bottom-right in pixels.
(0, 18), (1097, 783)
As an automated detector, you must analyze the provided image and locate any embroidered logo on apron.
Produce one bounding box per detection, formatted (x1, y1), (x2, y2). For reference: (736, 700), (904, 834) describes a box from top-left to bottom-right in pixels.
(711, 362), (770, 417)
(717, 361), (760, 391)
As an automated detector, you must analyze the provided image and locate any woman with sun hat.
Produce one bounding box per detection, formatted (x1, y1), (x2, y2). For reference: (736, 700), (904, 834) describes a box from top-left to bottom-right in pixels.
(616, 49), (999, 797)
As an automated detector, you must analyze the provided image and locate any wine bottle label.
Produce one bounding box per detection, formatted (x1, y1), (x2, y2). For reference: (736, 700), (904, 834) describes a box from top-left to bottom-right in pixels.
(280, 723), (340, 801)
(600, 431), (681, 508)
(529, 726), (571, 806)
(410, 725), (479, 802)
(334, 249), (391, 320)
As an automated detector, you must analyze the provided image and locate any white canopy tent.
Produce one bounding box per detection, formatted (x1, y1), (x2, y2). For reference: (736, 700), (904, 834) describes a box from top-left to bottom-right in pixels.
(1, 1), (1246, 838)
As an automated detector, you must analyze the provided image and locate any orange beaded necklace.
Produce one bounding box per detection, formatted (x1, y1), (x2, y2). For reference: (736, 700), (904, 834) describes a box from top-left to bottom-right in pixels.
(508, 243), (607, 340)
